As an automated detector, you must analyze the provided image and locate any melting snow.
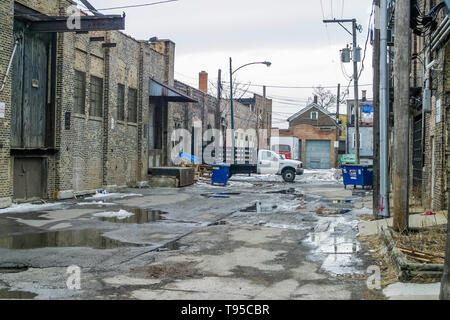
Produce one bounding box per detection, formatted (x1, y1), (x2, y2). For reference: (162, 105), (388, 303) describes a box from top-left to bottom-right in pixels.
(0, 202), (64, 214)
(93, 210), (135, 220)
(85, 193), (143, 200)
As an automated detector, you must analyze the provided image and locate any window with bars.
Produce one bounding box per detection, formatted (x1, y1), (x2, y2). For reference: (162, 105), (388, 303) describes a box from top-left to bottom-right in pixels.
(128, 88), (138, 123)
(90, 76), (103, 117)
(117, 84), (125, 121)
(74, 70), (86, 114)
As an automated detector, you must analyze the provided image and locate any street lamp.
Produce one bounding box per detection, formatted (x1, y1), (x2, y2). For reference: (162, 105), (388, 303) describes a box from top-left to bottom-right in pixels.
(229, 58), (271, 163)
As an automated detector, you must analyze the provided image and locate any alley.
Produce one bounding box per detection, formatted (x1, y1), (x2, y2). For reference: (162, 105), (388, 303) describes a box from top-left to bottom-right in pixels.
(0, 170), (378, 300)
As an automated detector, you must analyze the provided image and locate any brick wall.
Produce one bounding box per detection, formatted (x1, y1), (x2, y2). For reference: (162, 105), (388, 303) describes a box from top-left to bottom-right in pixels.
(0, 0), (13, 208)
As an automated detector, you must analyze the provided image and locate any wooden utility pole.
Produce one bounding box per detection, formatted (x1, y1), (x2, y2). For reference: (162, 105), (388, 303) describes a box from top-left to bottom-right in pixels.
(323, 18), (361, 164)
(336, 83), (341, 168)
(373, 0), (381, 219)
(392, 0), (410, 232)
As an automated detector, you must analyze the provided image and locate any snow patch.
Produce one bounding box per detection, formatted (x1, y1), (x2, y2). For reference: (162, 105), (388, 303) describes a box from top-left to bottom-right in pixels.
(85, 193), (143, 200)
(77, 201), (116, 206)
(302, 169), (342, 183)
(93, 209), (135, 220)
(0, 202), (63, 214)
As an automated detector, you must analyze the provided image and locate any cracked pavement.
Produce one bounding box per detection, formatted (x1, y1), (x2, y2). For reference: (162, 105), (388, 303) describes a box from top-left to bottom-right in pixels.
(0, 170), (383, 300)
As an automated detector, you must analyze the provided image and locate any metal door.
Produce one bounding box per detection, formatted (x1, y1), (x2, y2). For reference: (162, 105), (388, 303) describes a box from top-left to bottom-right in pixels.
(306, 140), (331, 169)
(12, 21), (52, 148)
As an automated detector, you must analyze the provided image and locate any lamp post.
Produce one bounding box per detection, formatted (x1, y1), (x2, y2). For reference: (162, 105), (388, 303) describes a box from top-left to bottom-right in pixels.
(229, 58), (271, 163)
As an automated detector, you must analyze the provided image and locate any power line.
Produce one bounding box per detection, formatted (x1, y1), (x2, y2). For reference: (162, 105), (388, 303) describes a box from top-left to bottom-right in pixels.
(95, 0), (178, 11)
(221, 81), (372, 90)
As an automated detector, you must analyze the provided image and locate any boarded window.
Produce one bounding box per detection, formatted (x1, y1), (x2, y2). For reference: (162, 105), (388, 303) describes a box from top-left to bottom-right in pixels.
(74, 70), (86, 114)
(128, 88), (138, 123)
(117, 84), (125, 121)
(89, 76), (103, 117)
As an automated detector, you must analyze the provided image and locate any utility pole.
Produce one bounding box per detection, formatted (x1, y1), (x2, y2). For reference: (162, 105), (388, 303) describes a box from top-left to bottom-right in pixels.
(336, 83), (341, 168)
(392, 0), (410, 231)
(229, 58), (235, 164)
(373, 0), (381, 219)
(352, 19), (361, 164)
(323, 18), (361, 164)
(379, 0), (390, 218)
(217, 69), (222, 132)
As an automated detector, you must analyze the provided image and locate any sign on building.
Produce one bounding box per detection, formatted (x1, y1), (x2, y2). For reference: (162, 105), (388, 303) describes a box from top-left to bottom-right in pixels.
(0, 102), (5, 119)
(436, 99), (442, 123)
(361, 105), (374, 125)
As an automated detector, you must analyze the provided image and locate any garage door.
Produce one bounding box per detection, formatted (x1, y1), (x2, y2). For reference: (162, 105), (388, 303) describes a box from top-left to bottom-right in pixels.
(306, 140), (331, 169)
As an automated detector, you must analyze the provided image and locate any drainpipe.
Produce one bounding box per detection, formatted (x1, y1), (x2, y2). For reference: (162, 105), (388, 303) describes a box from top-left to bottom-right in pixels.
(0, 39), (20, 93)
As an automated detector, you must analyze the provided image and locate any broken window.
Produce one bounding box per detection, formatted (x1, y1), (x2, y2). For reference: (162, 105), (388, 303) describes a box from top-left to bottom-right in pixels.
(74, 70), (86, 114)
(117, 84), (125, 121)
(90, 76), (103, 117)
(128, 87), (138, 123)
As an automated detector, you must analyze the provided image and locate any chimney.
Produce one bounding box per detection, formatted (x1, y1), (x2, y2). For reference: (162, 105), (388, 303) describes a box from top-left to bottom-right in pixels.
(362, 90), (367, 101)
(313, 95), (318, 104)
(199, 71), (208, 94)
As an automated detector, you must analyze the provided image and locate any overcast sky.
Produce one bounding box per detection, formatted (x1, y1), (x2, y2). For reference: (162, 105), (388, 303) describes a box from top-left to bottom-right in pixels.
(84, 0), (374, 129)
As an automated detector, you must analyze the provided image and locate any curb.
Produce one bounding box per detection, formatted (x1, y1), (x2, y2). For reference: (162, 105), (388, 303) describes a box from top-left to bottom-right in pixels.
(381, 226), (444, 281)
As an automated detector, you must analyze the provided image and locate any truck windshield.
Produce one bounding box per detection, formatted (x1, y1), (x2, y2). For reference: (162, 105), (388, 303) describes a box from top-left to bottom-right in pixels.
(273, 145), (291, 152)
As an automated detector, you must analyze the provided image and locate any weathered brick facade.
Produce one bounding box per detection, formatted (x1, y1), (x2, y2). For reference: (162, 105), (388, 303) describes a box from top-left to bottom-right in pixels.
(0, 0), (14, 208)
(0, 0), (272, 207)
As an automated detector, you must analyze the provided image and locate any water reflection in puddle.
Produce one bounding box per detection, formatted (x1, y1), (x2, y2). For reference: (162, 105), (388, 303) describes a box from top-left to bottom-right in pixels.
(0, 288), (37, 300)
(241, 202), (278, 213)
(305, 221), (365, 276)
(0, 229), (147, 250)
(97, 209), (167, 224)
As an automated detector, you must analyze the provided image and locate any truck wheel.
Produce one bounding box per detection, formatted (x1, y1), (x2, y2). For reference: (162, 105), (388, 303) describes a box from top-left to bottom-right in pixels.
(282, 168), (296, 183)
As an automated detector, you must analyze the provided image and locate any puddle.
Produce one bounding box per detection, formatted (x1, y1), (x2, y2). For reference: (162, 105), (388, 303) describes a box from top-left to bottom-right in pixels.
(97, 209), (167, 224)
(0, 288), (37, 299)
(201, 193), (241, 199)
(0, 229), (148, 250)
(0, 266), (29, 273)
(241, 201), (278, 213)
(304, 219), (365, 276)
(157, 241), (181, 251)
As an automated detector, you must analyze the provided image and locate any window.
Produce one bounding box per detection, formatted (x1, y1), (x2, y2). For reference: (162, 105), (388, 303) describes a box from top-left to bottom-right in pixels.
(74, 70), (86, 114)
(90, 76), (103, 117)
(128, 88), (138, 123)
(261, 151), (272, 161)
(352, 133), (362, 149)
(311, 111), (318, 120)
(117, 84), (125, 121)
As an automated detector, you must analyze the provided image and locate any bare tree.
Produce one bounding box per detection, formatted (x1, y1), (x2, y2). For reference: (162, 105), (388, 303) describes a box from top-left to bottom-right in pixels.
(312, 85), (337, 111)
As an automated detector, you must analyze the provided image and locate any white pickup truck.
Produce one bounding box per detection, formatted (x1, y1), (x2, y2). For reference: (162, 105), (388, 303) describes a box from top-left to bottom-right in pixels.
(228, 149), (304, 182)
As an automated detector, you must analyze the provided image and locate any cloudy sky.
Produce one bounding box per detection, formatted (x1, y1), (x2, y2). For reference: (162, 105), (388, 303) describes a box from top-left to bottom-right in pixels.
(83, 0), (374, 129)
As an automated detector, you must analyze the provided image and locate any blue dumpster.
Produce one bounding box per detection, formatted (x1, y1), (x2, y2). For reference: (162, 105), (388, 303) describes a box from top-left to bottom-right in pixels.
(342, 165), (373, 189)
(211, 165), (230, 186)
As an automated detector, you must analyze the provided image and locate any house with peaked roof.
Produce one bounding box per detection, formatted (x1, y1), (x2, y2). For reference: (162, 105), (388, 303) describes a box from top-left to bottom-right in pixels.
(274, 98), (340, 169)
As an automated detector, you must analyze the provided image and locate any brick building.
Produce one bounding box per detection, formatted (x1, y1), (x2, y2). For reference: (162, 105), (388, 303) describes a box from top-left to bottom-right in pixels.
(0, 1), (272, 207)
(276, 101), (339, 169)
(387, 0), (449, 211)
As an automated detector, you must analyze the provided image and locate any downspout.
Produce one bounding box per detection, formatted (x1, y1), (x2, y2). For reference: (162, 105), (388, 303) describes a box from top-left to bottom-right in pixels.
(0, 39), (20, 93)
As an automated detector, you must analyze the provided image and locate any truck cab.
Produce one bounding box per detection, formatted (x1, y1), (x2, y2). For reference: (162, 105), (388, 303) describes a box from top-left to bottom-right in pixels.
(257, 150), (304, 182)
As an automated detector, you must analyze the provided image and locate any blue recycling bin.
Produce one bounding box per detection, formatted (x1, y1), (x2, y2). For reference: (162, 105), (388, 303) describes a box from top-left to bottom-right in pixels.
(211, 165), (230, 186)
(342, 165), (373, 189)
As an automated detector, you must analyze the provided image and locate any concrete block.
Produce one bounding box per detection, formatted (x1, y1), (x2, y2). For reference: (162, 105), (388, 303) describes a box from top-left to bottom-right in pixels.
(0, 197), (12, 209)
(148, 176), (179, 188)
(56, 190), (74, 200)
